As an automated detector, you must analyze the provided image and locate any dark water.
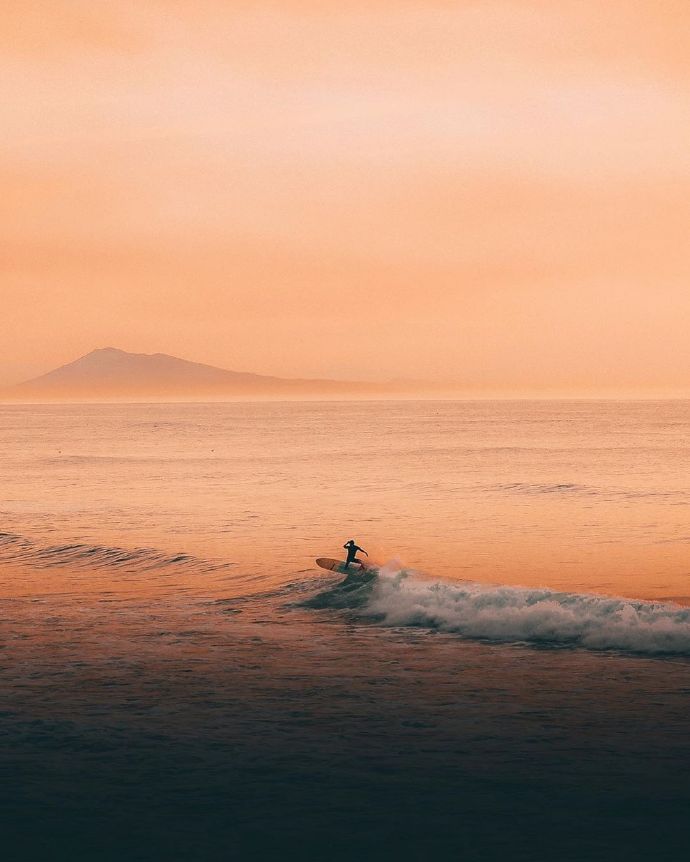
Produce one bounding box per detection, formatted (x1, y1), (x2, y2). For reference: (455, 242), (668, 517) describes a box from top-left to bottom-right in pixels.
(2, 402), (690, 860)
(3, 559), (689, 861)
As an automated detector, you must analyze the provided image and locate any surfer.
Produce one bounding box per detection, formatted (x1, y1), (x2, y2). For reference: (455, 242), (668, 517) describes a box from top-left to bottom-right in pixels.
(343, 539), (368, 569)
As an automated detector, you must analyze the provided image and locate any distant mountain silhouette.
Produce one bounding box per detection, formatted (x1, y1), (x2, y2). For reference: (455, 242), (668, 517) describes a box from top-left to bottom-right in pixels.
(3, 348), (395, 401)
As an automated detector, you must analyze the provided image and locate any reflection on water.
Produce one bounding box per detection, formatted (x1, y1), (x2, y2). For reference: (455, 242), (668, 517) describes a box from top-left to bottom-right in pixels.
(3, 400), (690, 598)
(2, 402), (690, 859)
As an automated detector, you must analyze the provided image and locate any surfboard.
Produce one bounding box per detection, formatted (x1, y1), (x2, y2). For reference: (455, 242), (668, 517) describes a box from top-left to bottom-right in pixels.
(316, 557), (370, 574)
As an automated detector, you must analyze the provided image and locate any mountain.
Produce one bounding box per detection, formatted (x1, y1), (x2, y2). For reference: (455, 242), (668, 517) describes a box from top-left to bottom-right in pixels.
(3, 348), (391, 401)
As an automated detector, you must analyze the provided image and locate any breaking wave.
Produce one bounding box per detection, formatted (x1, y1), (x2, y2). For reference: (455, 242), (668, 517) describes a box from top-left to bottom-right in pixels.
(0, 531), (232, 575)
(305, 566), (690, 656)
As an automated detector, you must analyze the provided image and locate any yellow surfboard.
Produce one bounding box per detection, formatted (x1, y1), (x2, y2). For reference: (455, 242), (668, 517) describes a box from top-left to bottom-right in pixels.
(316, 557), (370, 574)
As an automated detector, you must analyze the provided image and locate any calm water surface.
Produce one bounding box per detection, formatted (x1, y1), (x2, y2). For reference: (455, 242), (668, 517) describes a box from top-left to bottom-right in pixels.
(1, 401), (689, 860)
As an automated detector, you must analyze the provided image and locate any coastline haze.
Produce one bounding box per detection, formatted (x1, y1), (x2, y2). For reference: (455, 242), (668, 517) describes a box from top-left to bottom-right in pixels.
(4, 346), (397, 400)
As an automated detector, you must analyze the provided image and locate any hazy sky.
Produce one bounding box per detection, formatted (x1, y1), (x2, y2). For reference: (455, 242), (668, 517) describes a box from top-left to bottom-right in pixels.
(2, 1), (689, 392)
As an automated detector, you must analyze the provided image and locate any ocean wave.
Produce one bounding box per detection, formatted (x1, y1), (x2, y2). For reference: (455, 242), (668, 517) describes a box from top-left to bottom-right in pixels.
(306, 565), (690, 656)
(0, 531), (232, 575)
(490, 482), (596, 496)
(488, 482), (689, 503)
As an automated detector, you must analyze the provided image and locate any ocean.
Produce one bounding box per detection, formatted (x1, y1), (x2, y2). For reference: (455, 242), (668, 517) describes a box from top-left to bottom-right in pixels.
(1, 401), (689, 860)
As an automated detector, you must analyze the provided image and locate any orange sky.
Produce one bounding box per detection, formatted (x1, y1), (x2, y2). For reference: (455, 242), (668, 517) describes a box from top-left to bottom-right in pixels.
(2, 1), (689, 392)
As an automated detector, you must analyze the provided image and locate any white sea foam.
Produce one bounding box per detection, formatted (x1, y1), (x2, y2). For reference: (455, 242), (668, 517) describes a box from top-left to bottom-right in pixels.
(355, 565), (690, 655)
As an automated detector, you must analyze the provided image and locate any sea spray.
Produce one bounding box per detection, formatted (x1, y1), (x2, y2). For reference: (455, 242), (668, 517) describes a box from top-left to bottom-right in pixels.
(308, 564), (690, 656)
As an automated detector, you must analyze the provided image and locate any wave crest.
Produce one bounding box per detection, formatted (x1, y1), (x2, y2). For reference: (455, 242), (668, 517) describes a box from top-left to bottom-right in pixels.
(309, 565), (690, 656)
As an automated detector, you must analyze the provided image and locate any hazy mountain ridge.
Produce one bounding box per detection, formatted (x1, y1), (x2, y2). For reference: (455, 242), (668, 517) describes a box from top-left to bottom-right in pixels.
(2, 348), (400, 401)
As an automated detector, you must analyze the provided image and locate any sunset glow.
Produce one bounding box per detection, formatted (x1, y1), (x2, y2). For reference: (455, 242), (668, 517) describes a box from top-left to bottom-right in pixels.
(3, 1), (688, 393)
(4, 7), (690, 861)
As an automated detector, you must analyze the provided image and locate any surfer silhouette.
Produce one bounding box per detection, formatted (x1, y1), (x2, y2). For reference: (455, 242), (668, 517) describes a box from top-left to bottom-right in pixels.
(343, 539), (368, 569)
